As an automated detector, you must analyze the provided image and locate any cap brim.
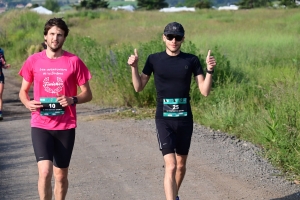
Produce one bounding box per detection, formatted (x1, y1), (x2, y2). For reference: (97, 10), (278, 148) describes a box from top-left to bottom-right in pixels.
(164, 31), (184, 36)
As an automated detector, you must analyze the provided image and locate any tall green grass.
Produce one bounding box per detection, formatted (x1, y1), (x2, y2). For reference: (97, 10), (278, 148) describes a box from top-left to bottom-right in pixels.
(1, 8), (300, 180)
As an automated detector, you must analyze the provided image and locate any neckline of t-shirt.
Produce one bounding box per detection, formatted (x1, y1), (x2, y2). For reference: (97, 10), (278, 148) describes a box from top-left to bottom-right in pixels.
(164, 50), (182, 57)
(43, 50), (66, 60)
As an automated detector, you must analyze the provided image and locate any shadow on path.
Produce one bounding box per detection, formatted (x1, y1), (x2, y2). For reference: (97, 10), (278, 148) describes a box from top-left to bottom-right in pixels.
(271, 192), (300, 200)
(0, 127), (38, 199)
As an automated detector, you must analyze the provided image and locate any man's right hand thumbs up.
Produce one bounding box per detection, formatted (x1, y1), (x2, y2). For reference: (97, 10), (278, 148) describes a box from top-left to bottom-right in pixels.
(127, 48), (139, 68)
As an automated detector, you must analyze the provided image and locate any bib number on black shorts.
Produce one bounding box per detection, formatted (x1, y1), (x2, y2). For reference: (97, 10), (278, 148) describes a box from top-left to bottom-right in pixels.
(40, 97), (65, 116)
(163, 98), (187, 117)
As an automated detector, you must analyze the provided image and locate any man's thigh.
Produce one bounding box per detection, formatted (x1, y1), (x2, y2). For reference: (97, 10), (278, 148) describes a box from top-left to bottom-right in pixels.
(31, 127), (55, 163)
(52, 129), (75, 168)
(175, 120), (193, 155)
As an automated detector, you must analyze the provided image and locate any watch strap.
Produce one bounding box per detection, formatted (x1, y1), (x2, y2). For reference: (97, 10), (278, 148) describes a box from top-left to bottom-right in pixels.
(72, 96), (78, 105)
(206, 68), (214, 74)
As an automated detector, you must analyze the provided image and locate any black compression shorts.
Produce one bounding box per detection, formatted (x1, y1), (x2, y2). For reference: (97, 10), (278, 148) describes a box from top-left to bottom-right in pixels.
(155, 119), (193, 156)
(0, 73), (4, 84)
(31, 127), (75, 168)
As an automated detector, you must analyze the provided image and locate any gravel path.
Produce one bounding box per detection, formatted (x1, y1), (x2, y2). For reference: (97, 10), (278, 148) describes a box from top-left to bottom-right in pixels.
(0, 69), (299, 200)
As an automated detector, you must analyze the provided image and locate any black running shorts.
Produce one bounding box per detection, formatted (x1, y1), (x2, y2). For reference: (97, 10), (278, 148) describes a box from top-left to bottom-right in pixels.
(31, 127), (76, 168)
(155, 119), (193, 156)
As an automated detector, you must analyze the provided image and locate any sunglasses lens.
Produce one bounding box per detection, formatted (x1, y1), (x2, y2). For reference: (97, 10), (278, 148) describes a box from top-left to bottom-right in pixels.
(166, 35), (183, 41)
(166, 35), (174, 40)
(175, 36), (183, 41)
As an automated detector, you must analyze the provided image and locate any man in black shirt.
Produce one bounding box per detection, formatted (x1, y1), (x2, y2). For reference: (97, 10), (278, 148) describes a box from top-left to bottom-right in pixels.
(0, 48), (11, 121)
(128, 22), (216, 200)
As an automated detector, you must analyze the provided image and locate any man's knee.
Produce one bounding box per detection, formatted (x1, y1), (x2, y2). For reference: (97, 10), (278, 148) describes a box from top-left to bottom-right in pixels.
(164, 153), (177, 174)
(175, 154), (188, 171)
(176, 162), (186, 172)
(55, 175), (68, 183)
(54, 168), (69, 183)
(39, 169), (53, 182)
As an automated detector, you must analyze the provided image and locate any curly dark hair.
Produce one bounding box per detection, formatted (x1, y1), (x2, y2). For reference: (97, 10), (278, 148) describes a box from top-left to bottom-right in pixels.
(44, 18), (69, 37)
(41, 42), (47, 50)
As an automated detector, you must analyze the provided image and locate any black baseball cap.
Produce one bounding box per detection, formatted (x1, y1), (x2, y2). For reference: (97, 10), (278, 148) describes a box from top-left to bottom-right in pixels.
(163, 22), (185, 36)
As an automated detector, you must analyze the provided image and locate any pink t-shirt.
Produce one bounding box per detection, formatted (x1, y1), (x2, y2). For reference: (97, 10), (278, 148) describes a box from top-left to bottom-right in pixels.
(19, 50), (92, 130)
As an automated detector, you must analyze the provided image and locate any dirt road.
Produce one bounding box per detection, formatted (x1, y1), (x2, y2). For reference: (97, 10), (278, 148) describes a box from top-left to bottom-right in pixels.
(0, 69), (299, 200)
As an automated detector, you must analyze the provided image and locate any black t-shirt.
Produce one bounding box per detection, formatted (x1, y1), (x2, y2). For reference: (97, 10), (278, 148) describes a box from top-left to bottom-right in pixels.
(142, 51), (204, 119)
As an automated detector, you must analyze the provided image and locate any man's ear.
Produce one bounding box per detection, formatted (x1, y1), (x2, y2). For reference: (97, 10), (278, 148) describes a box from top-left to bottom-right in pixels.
(162, 35), (166, 42)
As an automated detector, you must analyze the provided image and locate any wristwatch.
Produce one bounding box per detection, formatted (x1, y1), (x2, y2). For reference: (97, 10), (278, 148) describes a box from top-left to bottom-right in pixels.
(72, 96), (78, 105)
(206, 68), (214, 74)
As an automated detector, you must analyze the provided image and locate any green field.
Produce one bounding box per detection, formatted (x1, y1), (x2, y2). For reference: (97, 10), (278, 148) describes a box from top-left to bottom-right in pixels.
(1, 8), (300, 181)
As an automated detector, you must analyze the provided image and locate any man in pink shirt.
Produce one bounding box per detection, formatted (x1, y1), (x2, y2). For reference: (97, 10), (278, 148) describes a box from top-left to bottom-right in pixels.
(19, 18), (92, 200)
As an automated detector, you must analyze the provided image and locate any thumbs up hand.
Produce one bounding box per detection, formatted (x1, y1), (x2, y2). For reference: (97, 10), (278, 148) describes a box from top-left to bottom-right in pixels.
(4, 64), (10, 69)
(206, 50), (216, 71)
(127, 48), (139, 68)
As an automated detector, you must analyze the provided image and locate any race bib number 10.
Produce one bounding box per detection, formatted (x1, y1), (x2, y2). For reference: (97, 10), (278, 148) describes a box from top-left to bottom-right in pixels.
(163, 98), (188, 117)
(40, 97), (65, 116)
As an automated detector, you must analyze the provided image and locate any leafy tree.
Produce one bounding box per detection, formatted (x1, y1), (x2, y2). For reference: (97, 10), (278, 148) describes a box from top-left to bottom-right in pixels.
(165, 0), (184, 6)
(182, 0), (197, 6)
(31, 3), (39, 8)
(237, 0), (272, 9)
(195, 0), (213, 8)
(137, 0), (168, 10)
(6, 0), (30, 7)
(77, 0), (109, 9)
(279, 0), (297, 7)
(44, 0), (60, 12)
(179, 0), (240, 7)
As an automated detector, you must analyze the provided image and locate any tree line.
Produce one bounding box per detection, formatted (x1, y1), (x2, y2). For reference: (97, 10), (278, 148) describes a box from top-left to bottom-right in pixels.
(74, 0), (297, 10)
(2, 0), (298, 12)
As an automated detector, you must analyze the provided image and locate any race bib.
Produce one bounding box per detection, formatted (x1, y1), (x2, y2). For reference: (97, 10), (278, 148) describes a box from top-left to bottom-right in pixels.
(40, 97), (65, 116)
(163, 98), (188, 117)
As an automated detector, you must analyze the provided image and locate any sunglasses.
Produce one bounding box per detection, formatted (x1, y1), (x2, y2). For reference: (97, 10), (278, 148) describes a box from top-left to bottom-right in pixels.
(165, 34), (184, 41)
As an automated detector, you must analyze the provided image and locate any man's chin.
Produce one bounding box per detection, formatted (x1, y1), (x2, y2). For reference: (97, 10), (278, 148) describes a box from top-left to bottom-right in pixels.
(50, 47), (60, 52)
(168, 45), (180, 53)
(171, 48), (180, 53)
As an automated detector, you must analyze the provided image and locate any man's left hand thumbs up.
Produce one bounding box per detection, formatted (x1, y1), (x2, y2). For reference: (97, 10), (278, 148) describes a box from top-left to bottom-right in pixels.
(206, 50), (216, 71)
